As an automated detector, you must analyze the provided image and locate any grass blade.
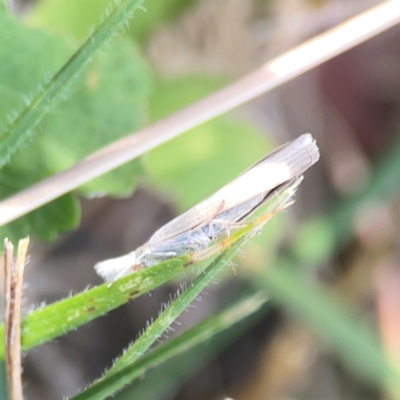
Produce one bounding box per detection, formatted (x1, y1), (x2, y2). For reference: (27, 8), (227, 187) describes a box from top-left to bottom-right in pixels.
(0, 0), (143, 166)
(114, 291), (269, 399)
(71, 236), (252, 400)
(0, 255), (190, 359)
(259, 262), (400, 395)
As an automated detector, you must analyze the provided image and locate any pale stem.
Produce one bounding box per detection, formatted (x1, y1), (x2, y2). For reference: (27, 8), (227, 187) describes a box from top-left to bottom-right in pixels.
(3, 237), (29, 400)
(0, 1), (399, 226)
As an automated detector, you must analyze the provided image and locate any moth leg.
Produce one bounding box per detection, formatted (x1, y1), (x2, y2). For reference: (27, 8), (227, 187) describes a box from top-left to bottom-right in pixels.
(196, 200), (226, 231)
(145, 250), (179, 264)
(187, 229), (211, 247)
(189, 204), (291, 265)
(189, 235), (240, 264)
(207, 219), (248, 238)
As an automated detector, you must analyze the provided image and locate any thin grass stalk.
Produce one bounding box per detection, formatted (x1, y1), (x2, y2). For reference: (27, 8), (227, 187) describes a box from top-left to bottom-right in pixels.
(0, 1), (399, 226)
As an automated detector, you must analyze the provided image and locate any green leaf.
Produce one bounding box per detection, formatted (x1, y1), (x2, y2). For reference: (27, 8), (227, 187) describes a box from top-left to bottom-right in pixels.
(0, 0), (146, 166)
(29, 0), (114, 41)
(0, 165), (80, 242)
(0, 0), (151, 240)
(34, 39), (150, 197)
(26, 193), (80, 241)
(0, 12), (70, 129)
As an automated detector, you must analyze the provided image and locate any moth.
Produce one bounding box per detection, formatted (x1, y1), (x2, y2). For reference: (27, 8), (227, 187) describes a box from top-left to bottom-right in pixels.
(95, 133), (319, 281)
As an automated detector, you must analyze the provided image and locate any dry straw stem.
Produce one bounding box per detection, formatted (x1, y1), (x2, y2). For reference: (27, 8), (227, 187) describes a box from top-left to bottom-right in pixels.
(0, 1), (400, 226)
(3, 237), (29, 400)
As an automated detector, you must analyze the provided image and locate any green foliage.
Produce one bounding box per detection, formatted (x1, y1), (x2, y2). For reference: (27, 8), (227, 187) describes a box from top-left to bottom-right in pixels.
(71, 236), (254, 399)
(0, 255), (191, 359)
(0, 0), (147, 166)
(260, 262), (400, 391)
(292, 217), (335, 265)
(0, 11), (70, 134)
(0, 0), (151, 241)
(29, 0), (195, 43)
(29, 0), (116, 41)
(114, 292), (270, 399)
(0, 162), (80, 241)
(32, 39), (149, 197)
(128, 0), (195, 42)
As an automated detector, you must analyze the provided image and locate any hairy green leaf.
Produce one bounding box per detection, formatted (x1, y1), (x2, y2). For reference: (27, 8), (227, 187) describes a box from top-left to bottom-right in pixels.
(0, 1), (151, 240)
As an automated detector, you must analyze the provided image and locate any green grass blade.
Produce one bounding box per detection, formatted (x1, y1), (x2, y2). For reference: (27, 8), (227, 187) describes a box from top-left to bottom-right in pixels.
(260, 262), (400, 394)
(104, 240), (248, 377)
(0, 255), (191, 359)
(0, 0), (144, 166)
(71, 237), (252, 400)
(115, 291), (269, 400)
(81, 292), (268, 400)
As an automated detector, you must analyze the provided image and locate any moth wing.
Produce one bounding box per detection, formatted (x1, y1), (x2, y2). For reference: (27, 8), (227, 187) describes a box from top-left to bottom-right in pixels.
(149, 134), (319, 244)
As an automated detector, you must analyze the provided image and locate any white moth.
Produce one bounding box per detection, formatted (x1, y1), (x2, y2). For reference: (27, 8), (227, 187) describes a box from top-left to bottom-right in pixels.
(95, 133), (320, 282)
